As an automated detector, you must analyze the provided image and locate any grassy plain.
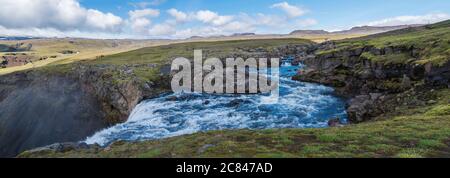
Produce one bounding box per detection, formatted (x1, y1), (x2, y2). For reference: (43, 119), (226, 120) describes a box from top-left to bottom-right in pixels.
(0, 33), (364, 75)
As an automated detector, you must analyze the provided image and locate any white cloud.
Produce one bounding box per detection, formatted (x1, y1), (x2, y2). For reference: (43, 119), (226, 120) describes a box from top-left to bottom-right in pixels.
(365, 13), (450, 26)
(129, 9), (160, 20)
(130, 18), (152, 33)
(148, 23), (176, 36)
(296, 18), (318, 27)
(222, 21), (254, 32)
(0, 25), (134, 39)
(86, 10), (123, 32)
(167, 9), (310, 39)
(129, 0), (166, 8)
(167, 8), (189, 23)
(128, 9), (160, 33)
(251, 13), (286, 27)
(140, 9), (244, 38)
(0, 0), (123, 32)
(271, 2), (307, 18)
(195, 10), (234, 26)
(0, 1), (315, 39)
(148, 0), (166, 6)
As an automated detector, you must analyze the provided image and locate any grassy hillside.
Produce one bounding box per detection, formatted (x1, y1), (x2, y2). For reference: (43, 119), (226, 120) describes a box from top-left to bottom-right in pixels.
(319, 20), (450, 66)
(0, 33), (362, 75)
(0, 39), (157, 75)
(90, 38), (313, 65)
(35, 38), (313, 85)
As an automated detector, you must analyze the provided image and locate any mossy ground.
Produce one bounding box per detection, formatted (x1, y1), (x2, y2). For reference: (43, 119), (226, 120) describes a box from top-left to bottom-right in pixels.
(89, 38), (312, 65)
(19, 88), (450, 158)
(319, 20), (450, 66)
(35, 38), (313, 85)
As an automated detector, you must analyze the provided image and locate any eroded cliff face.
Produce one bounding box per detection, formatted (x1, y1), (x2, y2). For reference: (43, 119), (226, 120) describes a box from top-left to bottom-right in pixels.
(293, 41), (450, 123)
(68, 64), (171, 123)
(0, 64), (171, 157)
(0, 71), (108, 157)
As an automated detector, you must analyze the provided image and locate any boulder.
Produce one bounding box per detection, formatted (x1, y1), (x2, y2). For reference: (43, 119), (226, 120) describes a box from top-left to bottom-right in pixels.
(347, 95), (374, 123)
(227, 99), (245, 107)
(328, 118), (343, 127)
(401, 74), (412, 89)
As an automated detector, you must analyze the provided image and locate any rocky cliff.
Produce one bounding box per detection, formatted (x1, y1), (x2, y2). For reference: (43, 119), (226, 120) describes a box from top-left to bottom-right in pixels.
(293, 21), (450, 123)
(0, 63), (171, 157)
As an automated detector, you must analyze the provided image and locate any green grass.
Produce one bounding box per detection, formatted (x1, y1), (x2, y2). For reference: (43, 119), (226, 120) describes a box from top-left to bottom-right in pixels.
(33, 38), (313, 86)
(90, 38), (313, 65)
(19, 88), (450, 158)
(0, 38), (155, 75)
(426, 105), (450, 116)
(318, 20), (450, 66)
(360, 52), (414, 65)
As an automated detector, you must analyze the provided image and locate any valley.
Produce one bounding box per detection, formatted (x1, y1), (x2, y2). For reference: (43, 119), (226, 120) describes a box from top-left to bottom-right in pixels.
(0, 20), (449, 158)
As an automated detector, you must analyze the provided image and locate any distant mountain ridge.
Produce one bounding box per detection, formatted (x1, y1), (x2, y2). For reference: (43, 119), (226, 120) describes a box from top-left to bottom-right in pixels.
(289, 30), (329, 35)
(231, 33), (256, 36)
(0, 36), (37, 41)
(290, 24), (424, 35)
(187, 24), (426, 39)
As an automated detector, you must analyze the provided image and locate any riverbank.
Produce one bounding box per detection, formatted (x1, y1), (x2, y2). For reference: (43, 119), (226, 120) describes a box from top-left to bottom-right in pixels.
(19, 87), (450, 158)
(0, 39), (313, 157)
(293, 20), (450, 123)
(81, 58), (347, 147)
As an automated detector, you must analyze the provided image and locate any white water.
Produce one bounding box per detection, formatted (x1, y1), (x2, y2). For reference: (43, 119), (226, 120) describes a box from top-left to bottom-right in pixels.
(85, 59), (347, 146)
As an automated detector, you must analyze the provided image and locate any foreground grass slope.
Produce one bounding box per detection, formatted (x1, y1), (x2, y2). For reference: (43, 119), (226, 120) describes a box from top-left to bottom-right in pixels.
(19, 88), (450, 158)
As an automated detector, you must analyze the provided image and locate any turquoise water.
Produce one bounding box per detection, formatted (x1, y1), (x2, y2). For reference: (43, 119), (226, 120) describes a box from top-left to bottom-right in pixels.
(85, 57), (347, 146)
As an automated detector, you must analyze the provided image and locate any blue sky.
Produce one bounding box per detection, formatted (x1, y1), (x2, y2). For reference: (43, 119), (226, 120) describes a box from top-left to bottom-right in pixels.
(86, 0), (450, 27)
(0, 0), (449, 39)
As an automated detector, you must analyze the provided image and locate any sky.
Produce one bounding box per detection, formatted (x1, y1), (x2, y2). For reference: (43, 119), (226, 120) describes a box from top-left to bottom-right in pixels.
(0, 0), (449, 39)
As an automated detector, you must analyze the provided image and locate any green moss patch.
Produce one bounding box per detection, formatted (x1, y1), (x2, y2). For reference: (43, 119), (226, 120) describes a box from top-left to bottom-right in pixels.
(318, 20), (450, 66)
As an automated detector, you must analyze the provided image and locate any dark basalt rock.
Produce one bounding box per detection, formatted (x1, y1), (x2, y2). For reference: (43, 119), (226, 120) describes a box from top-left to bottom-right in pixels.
(0, 64), (171, 157)
(227, 99), (245, 107)
(0, 72), (107, 157)
(22, 142), (102, 156)
(293, 42), (450, 123)
(327, 118), (343, 127)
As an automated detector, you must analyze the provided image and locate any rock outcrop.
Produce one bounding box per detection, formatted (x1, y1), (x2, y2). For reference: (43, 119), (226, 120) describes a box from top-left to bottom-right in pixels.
(0, 63), (171, 157)
(0, 71), (107, 157)
(293, 41), (450, 123)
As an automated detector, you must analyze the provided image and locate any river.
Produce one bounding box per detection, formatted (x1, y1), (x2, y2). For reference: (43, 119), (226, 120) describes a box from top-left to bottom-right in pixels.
(85, 57), (348, 146)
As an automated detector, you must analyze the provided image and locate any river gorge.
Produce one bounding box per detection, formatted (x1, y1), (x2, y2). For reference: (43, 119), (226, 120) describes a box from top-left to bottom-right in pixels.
(84, 58), (348, 146)
(2, 22), (450, 157)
